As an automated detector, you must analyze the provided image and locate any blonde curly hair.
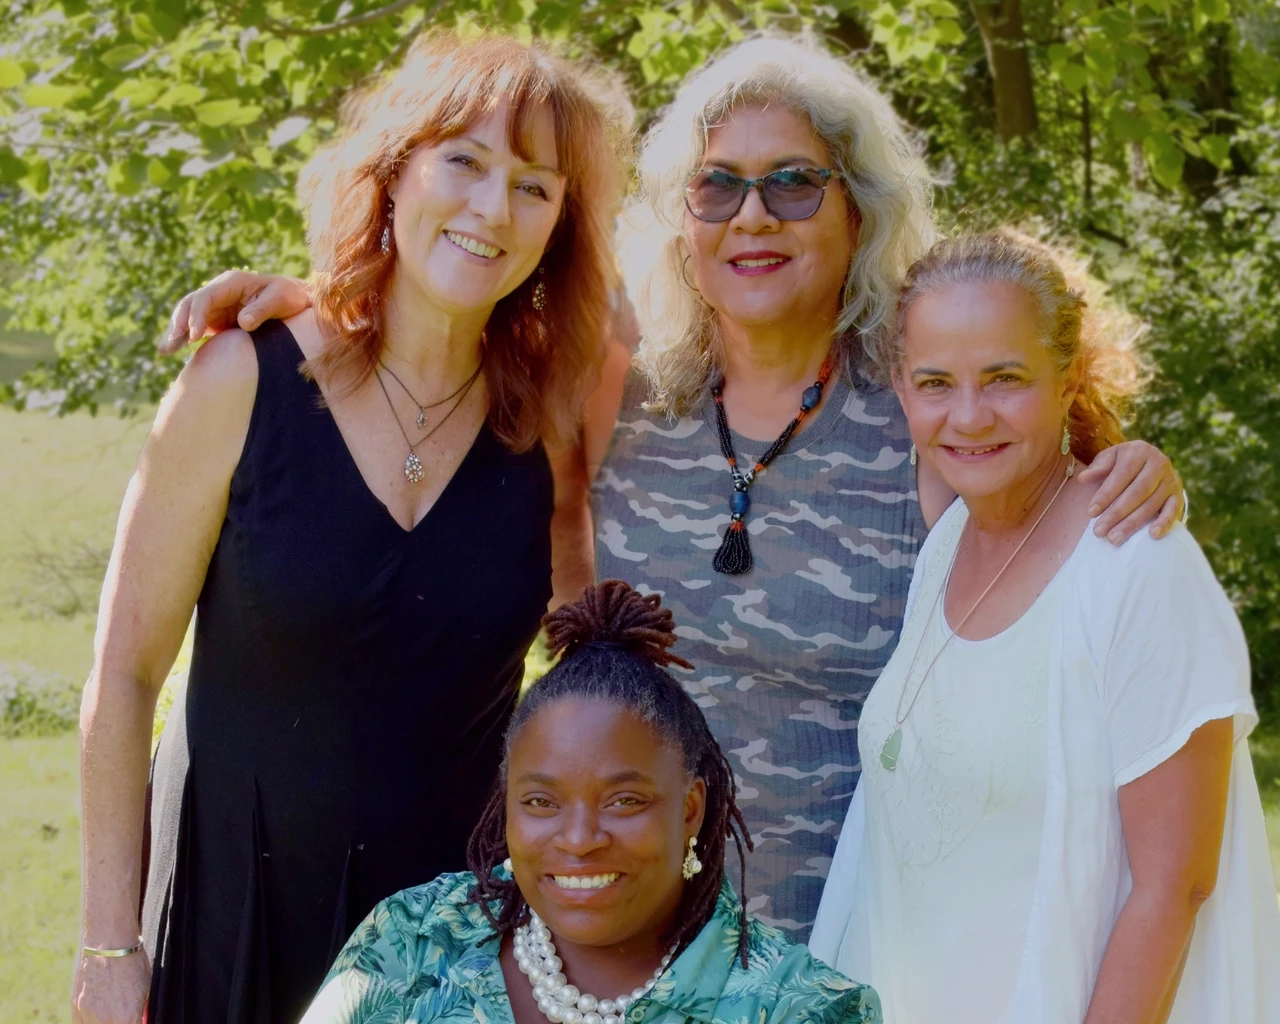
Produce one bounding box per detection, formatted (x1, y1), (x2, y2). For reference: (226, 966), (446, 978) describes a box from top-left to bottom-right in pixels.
(622, 33), (937, 418)
(891, 229), (1150, 462)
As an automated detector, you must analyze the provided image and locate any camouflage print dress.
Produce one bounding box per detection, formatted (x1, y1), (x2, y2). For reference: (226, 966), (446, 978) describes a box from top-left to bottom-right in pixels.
(592, 371), (926, 940)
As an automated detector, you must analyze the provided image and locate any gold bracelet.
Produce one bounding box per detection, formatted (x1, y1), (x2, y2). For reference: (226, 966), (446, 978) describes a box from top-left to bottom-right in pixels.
(82, 940), (144, 958)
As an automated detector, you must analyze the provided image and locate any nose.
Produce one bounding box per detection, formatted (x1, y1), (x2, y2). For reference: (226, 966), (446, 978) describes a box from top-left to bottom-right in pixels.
(470, 170), (512, 228)
(730, 184), (780, 233)
(553, 803), (608, 857)
(948, 383), (997, 434)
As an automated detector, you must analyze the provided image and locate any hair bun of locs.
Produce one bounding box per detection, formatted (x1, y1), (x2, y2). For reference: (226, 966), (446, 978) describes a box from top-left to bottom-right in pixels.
(542, 578), (694, 671)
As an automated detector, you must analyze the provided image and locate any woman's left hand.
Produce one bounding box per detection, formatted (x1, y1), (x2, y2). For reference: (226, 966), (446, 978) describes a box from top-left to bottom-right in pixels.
(1077, 440), (1184, 544)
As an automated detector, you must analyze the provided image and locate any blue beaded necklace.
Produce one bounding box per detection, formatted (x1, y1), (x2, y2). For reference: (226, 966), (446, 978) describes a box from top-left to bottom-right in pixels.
(709, 353), (834, 574)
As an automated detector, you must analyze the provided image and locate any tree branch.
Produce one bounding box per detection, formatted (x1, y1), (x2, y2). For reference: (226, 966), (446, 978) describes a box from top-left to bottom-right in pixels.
(264, 0), (430, 38)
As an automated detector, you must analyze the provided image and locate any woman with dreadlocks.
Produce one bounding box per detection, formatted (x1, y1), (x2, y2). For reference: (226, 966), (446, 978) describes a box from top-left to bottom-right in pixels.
(301, 580), (881, 1024)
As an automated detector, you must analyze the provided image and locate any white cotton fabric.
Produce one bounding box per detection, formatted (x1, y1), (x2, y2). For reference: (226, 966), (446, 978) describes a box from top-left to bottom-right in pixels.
(810, 500), (1280, 1023)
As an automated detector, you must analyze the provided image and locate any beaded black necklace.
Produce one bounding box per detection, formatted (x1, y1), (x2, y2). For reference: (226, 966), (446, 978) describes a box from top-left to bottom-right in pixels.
(710, 353), (835, 575)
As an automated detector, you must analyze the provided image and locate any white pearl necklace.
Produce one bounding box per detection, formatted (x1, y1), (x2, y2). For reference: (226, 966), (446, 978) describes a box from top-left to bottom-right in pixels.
(513, 911), (672, 1024)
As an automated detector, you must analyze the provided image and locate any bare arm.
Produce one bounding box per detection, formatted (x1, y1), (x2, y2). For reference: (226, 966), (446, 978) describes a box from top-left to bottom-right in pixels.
(73, 332), (258, 1024)
(1083, 717), (1233, 1024)
(545, 339), (632, 609)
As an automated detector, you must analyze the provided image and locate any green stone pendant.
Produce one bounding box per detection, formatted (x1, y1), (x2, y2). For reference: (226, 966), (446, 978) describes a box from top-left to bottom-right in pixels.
(880, 728), (902, 771)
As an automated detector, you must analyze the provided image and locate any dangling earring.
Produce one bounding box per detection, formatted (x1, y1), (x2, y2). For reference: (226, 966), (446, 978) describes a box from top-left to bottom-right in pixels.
(502, 857), (513, 872)
(532, 264), (547, 311)
(909, 443), (917, 466)
(380, 206), (394, 255)
(681, 836), (703, 880)
(1060, 422), (1071, 456)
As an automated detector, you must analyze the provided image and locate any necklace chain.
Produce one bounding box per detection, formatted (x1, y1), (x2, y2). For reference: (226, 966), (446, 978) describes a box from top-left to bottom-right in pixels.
(881, 456), (1075, 770)
(514, 911), (672, 1024)
(379, 358), (482, 428)
(373, 362), (482, 484)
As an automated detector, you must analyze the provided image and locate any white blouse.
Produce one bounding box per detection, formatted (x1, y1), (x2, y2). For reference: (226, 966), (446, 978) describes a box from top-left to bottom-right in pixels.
(811, 500), (1280, 1023)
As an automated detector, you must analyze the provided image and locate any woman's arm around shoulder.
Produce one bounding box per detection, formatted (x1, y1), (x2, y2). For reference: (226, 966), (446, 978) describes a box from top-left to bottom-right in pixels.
(72, 329), (257, 1024)
(545, 338), (632, 609)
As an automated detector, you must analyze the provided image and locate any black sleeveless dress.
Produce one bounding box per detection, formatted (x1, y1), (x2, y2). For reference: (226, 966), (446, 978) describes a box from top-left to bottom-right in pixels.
(141, 321), (553, 1023)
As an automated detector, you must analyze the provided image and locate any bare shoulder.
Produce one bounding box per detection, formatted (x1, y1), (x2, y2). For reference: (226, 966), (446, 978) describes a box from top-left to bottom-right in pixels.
(152, 328), (258, 464)
(183, 326), (258, 388)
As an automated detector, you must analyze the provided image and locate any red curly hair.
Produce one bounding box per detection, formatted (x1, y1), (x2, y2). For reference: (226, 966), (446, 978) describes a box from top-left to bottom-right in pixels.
(297, 31), (632, 451)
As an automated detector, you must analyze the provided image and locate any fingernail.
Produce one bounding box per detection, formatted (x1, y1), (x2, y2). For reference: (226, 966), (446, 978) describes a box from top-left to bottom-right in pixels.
(242, 315), (256, 329)
(1108, 529), (1124, 543)
(1087, 503), (1100, 516)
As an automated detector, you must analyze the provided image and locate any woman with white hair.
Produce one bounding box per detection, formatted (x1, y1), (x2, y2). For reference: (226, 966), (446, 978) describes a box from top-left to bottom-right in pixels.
(587, 37), (1183, 939)
(164, 34), (1183, 940)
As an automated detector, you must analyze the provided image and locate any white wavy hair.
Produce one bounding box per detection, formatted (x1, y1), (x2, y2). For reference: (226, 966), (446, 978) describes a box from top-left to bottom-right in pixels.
(623, 34), (937, 417)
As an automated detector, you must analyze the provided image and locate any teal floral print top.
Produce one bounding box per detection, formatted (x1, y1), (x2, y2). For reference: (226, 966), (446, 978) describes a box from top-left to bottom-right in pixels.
(301, 872), (881, 1024)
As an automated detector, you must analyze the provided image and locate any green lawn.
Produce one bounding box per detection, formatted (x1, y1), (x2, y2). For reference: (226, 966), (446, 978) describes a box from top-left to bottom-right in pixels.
(0, 398), (1277, 1020)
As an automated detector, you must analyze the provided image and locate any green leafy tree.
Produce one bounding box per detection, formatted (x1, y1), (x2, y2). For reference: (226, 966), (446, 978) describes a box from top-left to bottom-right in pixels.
(2, 0), (1278, 707)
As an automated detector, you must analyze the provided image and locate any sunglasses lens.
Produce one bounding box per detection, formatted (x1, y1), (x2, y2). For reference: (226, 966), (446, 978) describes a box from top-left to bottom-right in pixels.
(762, 169), (826, 220)
(687, 170), (745, 222)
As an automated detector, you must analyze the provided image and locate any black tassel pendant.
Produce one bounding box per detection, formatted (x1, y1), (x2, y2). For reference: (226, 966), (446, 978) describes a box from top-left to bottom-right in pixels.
(710, 354), (834, 575)
(713, 517), (753, 574)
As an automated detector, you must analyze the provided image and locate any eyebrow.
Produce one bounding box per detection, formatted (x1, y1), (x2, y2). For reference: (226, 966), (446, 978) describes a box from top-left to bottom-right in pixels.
(514, 770), (655, 786)
(458, 135), (561, 176)
(703, 154), (821, 173)
(910, 360), (1029, 378)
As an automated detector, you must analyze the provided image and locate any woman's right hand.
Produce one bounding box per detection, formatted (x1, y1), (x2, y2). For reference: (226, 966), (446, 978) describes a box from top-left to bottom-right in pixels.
(71, 950), (152, 1024)
(160, 270), (310, 354)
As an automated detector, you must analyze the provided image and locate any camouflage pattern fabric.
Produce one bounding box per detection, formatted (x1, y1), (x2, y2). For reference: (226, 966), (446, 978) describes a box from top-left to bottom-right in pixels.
(592, 371), (927, 940)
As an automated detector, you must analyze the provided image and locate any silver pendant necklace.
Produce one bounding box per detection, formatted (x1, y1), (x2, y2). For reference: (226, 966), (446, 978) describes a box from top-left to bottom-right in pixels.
(373, 362), (482, 483)
(514, 910), (672, 1024)
(881, 456), (1074, 771)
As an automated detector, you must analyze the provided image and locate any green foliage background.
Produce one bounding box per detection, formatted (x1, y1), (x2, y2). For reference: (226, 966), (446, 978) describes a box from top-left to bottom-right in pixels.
(1, 0), (1277, 707)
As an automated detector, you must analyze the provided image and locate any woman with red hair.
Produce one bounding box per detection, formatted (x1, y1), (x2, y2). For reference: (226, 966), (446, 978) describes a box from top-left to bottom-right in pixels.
(73, 32), (630, 1024)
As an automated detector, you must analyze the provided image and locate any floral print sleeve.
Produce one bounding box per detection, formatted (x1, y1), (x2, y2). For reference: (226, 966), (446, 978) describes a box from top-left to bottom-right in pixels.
(301, 878), (453, 1024)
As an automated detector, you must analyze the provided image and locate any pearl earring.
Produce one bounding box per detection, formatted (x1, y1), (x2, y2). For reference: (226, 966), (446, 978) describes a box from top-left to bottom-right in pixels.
(681, 836), (703, 880)
(503, 857), (513, 872)
(909, 443), (917, 466)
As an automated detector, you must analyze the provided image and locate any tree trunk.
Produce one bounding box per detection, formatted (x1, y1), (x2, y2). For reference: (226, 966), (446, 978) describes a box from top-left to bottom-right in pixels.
(968, 0), (1038, 139)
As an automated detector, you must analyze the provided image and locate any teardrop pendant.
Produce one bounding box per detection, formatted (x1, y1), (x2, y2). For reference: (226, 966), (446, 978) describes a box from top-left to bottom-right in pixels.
(415, 407), (426, 429)
(404, 451), (425, 484)
(880, 727), (902, 771)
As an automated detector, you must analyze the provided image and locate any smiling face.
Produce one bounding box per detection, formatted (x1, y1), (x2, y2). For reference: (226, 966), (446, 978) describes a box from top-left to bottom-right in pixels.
(684, 104), (859, 336)
(505, 698), (706, 951)
(387, 101), (565, 319)
(894, 279), (1079, 500)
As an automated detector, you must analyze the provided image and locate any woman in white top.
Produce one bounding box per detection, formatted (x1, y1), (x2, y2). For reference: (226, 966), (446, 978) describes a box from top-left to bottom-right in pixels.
(809, 231), (1280, 1024)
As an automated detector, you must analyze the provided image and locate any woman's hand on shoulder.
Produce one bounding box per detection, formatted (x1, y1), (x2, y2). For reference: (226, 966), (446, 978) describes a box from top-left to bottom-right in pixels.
(159, 270), (310, 354)
(1077, 440), (1184, 545)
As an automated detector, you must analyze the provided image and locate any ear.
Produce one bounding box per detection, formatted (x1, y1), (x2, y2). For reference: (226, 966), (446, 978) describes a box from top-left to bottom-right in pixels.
(684, 776), (707, 838)
(386, 173), (401, 205)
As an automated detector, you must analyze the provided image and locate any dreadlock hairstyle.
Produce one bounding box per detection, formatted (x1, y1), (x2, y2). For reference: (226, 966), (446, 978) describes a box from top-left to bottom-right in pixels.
(467, 580), (755, 966)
